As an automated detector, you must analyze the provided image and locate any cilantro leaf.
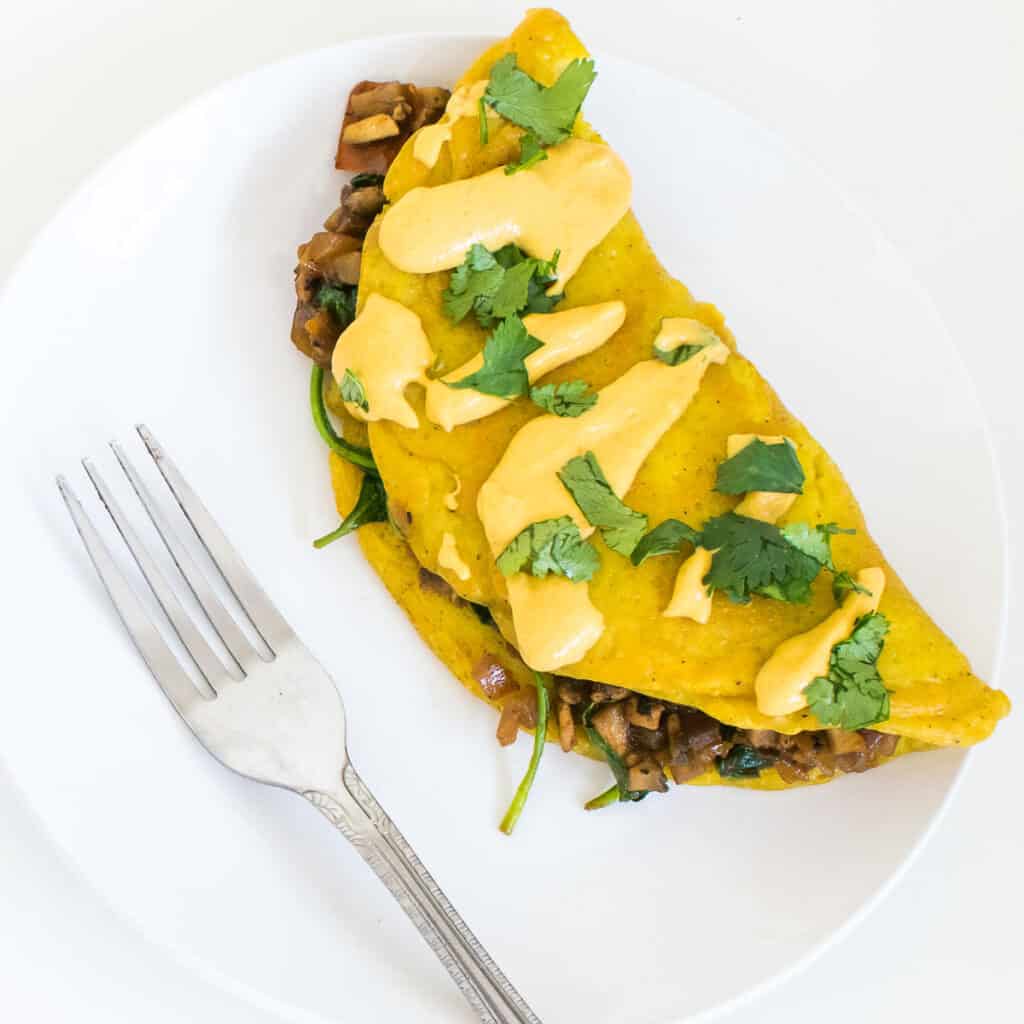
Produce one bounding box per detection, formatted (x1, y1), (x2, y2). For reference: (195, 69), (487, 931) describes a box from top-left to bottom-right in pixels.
(496, 515), (600, 582)
(654, 343), (707, 367)
(780, 522), (853, 571)
(715, 439), (805, 495)
(504, 130), (548, 175)
(442, 244), (562, 326)
(702, 512), (824, 604)
(315, 282), (357, 331)
(805, 612), (891, 730)
(312, 473), (388, 549)
(557, 451), (649, 556)
(529, 380), (597, 417)
(447, 316), (544, 398)
(833, 569), (873, 602)
(484, 54), (597, 146)
(630, 518), (703, 566)
(340, 368), (369, 412)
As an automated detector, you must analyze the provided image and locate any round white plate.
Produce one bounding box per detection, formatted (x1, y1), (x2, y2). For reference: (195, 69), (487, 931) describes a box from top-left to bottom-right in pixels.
(0, 32), (1004, 1024)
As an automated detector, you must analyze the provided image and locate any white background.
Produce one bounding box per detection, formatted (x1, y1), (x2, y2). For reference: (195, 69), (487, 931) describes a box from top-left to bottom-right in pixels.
(1, 1), (1021, 1021)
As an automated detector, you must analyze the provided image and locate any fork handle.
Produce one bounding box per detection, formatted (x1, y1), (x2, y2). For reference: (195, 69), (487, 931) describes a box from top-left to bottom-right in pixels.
(303, 765), (542, 1024)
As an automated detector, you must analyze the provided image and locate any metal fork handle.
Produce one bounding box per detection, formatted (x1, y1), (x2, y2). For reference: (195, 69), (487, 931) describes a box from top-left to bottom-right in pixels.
(303, 765), (542, 1024)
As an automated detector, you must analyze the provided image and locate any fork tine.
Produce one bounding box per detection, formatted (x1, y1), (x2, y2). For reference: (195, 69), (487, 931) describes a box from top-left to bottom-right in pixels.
(111, 441), (256, 676)
(82, 458), (228, 694)
(57, 475), (204, 716)
(136, 424), (293, 653)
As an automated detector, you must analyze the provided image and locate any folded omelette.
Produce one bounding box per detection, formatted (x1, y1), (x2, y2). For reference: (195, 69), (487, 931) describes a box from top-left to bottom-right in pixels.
(293, 8), (1009, 815)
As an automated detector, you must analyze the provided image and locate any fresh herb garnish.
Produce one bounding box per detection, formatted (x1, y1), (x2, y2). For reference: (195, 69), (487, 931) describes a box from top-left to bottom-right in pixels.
(557, 451), (648, 556)
(484, 53), (597, 146)
(477, 96), (489, 146)
(717, 745), (776, 778)
(312, 473), (387, 549)
(349, 172), (384, 189)
(529, 380), (597, 417)
(654, 343), (706, 367)
(702, 512), (826, 604)
(630, 518), (702, 566)
(832, 569), (873, 602)
(582, 702), (648, 804)
(442, 243), (561, 326)
(715, 438), (805, 496)
(496, 515), (600, 582)
(308, 365), (377, 474)
(505, 130), (548, 175)
(804, 612), (892, 729)
(315, 282), (358, 331)
(447, 315), (544, 398)
(340, 368), (369, 412)
(499, 672), (550, 835)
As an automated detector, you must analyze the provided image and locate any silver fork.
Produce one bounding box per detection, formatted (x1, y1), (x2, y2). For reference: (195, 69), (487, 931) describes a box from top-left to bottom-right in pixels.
(57, 424), (541, 1024)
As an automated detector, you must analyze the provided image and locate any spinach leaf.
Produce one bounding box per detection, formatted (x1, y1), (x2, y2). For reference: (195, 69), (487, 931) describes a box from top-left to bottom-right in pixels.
(308, 365), (377, 474)
(717, 745), (776, 778)
(312, 472), (388, 549)
(315, 282), (358, 331)
(498, 672), (550, 835)
(582, 702), (648, 803)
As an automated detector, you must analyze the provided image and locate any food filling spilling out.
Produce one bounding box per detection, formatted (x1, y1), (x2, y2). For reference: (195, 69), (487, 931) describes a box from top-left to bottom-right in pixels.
(288, 9), (1008, 831)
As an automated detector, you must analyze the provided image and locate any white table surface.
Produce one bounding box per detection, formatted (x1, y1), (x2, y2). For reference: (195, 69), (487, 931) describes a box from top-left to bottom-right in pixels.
(2, 1), (1021, 1020)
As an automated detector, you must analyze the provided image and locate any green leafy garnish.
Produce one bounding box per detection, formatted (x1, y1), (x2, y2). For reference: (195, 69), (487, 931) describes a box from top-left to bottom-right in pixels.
(447, 315), (544, 399)
(715, 438), (805, 495)
(702, 512), (826, 605)
(654, 343), (706, 367)
(780, 522), (853, 571)
(499, 672), (550, 835)
(312, 473), (387, 549)
(582, 702), (648, 804)
(442, 244), (561, 326)
(308, 365), (377, 474)
(630, 518), (702, 566)
(583, 784), (620, 811)
(340, 368), (369, 412)
(832, 570), (873, 602)
(557, 452), (648, 556)
(349, 172), (384, 189)
(804, 612), (891, 729)
(717, 745), (776, 778)
(529, 380), (597, 417)
(505, 130), (548, 175)
(484, 53), (596, 146)
(477, 96), (489, 145)
(315, 282), (358, 331)
(496, 515), (600, 582)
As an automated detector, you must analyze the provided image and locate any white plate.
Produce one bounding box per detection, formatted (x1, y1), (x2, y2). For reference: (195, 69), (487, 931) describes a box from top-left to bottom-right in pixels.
(0, 32), (1005, 1024)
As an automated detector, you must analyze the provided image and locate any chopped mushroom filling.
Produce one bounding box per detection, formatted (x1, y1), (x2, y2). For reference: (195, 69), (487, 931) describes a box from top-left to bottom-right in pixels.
(291, 77), (449, 366)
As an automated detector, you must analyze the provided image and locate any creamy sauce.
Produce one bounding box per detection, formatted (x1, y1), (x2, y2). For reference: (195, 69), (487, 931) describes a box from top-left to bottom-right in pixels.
(379, 139), (632, 291)
(444, 477), (462, 511)
(653, 317), (721, 356)
(479, 341), (729, 670)
(424, 301), (625, 430)
(438, 532), (471, 581)
(331, 294), (434, 430)
(755, 567), (885, 717)
(663, 546), (714, 623)
(413, 80), (497, 169)
(664, 433), (797, 622)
